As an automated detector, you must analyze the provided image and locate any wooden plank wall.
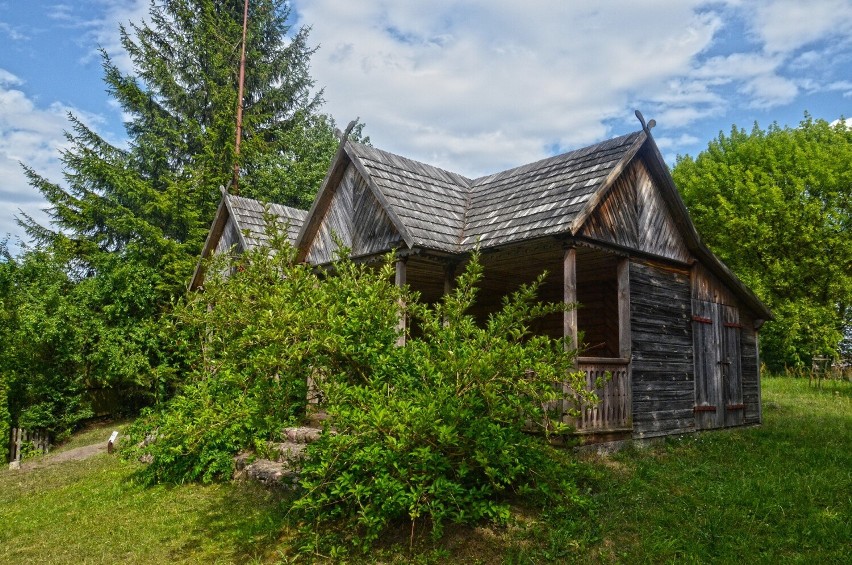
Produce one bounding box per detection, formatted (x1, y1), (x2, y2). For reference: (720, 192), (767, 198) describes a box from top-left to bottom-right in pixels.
(630, 259), (695, 437)
(692, 262), (738, 306)
(580, 160), (691, 264)
(306, 165), (402, 264)
(215, 218), (242, 255)
(351, 171), (404, 257)
(740, 310), (761, 424)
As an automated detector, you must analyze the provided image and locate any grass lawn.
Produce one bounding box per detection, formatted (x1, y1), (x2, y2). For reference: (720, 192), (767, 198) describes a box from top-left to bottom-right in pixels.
(575, 376), (852, 564)
(1, 377), (849, 563)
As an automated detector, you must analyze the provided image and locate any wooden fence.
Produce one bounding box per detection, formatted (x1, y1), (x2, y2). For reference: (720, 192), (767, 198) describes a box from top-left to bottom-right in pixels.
(574, 358), (632, 432)
(8, 427), (51, 464)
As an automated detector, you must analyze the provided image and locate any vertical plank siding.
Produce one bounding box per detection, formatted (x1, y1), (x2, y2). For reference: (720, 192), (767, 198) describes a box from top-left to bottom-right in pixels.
(581, 160), (691, 264)
(215, 218), (242, 255)
(692, 262), (738, 306)
(306, 165), (403, 264)
(630, 260), (695, 437)
(740, 311), (761, 424)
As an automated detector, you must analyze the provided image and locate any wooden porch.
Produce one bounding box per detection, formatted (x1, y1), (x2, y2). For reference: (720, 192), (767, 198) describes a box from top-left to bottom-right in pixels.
(401, 240), (635, 439)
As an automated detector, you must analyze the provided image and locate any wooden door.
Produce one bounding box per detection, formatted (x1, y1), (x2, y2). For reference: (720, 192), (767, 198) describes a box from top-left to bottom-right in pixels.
(692, 300), (743, 428)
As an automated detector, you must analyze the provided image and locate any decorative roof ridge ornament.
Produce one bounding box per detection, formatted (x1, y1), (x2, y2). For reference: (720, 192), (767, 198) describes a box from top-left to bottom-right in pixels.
(634, 110), (656, 135)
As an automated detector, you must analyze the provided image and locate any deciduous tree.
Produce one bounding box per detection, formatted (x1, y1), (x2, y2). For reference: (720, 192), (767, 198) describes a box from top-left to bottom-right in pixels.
(672, 114), (851, 370)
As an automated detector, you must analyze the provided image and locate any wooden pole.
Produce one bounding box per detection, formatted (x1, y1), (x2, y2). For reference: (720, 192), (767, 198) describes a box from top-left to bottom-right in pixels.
(395, 257), (407, 346)
(563, 246), (578, 351)
(231, 0), (250, 195)
(617, 258), (631, 359)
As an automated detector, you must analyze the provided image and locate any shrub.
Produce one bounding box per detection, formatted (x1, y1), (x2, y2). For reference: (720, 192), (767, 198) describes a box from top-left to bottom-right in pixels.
(0, 375), (9, 462)
(294, 253), (593, 552)
(123, 226), (320, 483)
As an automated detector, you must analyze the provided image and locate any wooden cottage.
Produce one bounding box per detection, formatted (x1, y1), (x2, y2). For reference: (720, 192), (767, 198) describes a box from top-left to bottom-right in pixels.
(190, 188), (307, 290)
(196, 119), (771, 442)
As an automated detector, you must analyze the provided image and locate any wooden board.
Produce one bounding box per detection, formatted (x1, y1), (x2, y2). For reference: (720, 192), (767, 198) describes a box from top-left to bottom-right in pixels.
(629, 260), (695, 438)
(580, 160), (692, 264)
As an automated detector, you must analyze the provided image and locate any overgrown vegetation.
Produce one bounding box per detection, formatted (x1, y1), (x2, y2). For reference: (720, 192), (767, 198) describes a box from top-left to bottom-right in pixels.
(4, 377), (848, 563)
(295, 253), (590, 553)
(123, 223), (594, 553)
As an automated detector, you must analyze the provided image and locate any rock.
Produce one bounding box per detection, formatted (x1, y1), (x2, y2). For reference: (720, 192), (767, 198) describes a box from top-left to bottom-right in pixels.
(243, 459), (299, 487)
(281, 426), (323, 444)
(271, 441), (306, 462)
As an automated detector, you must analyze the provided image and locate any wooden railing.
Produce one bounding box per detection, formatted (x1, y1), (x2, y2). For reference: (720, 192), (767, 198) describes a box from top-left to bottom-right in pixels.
(574, 358), (631, 432)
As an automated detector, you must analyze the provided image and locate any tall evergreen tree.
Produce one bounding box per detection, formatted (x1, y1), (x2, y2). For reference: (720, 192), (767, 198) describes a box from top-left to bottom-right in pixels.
(22, 0), (335, 294)
(11, 1), (344, 427)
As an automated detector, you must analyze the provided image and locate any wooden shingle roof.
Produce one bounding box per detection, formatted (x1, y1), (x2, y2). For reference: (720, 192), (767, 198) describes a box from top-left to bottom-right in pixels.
(346, 143), (471, 252)
(343, 131), (645, 252)
(226, 193), (308, 249)
(189, 191), (308, 290)
(464, 132), (644, 248)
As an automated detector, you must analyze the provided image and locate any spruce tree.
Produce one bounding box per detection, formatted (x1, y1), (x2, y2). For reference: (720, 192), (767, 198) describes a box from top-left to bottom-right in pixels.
(22, 0), (335, 294)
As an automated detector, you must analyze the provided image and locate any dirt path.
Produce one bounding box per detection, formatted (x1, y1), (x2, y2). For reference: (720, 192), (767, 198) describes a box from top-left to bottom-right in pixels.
(13, 439), (116, 471)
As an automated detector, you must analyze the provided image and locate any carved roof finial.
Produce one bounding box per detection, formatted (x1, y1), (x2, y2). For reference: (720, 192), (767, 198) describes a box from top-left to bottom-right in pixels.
(634, 110), (656, 134)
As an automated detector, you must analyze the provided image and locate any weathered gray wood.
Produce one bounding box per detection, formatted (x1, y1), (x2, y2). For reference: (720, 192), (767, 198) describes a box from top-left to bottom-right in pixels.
(574, 359), (632, 432)
(722, 305), (744, 426)
(617, 258), (631, 359)
(395, 257), (407, 346)
(630, 260), (695, 438)
(563, 247), (578, 350)
(692, 299), (720, 429)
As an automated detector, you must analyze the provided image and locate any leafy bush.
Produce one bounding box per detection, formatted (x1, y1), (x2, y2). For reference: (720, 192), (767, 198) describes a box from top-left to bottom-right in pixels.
(123, 227), (320, 483)
(294, 254), (593, 552)
(124, 220), (594, 551)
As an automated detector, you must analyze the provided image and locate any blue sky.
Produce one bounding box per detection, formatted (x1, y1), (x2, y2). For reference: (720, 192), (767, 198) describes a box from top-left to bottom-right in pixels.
(1, 0), (851, 253)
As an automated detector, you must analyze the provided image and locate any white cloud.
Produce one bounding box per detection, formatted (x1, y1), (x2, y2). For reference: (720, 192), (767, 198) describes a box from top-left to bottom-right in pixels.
(742, 74), (799, 109)
(292, 0), (722, 176)
(0, 70), (72, 249)
(744, 0), (852, 55)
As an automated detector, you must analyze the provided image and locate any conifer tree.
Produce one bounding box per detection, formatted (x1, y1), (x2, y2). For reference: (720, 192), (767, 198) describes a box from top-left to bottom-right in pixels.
(22, 0), (335, 295)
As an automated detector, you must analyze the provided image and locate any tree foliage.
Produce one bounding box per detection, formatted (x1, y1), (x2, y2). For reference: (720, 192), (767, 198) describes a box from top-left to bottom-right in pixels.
(672, 115), (852, 370)
(9, 1), (344, 434)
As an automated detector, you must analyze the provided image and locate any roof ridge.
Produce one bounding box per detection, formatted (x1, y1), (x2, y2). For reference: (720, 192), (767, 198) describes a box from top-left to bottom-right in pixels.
(471, 131), (641, 188)
(349, 140), (474, 187)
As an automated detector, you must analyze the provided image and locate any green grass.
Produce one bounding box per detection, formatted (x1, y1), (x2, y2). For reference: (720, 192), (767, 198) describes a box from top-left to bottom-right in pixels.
(0, 455), (295, 564)
(2, 377), (849, 563)
(573, 376), (852, 564)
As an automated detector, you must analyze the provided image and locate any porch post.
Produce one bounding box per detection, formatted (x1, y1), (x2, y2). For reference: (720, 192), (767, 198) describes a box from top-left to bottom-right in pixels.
(395, 256), (407, 346)
(617, 258), (631, 359)
(563, 246), (578, 351)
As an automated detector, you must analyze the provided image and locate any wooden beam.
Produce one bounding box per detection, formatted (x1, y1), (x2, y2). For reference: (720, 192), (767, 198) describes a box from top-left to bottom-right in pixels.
(395, 256), (407, 346)
(563, 246), (578, 351)
(443, 262), (456, 295)
(617, 257), (631, 359)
